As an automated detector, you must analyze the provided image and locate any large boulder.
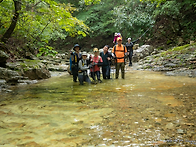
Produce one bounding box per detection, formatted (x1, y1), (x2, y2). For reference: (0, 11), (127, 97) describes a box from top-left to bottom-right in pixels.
(0, 67), (24, 84)
(132, 45), (154, 62)
(6, 60), (51, 80)
(0, 50), (9, 67)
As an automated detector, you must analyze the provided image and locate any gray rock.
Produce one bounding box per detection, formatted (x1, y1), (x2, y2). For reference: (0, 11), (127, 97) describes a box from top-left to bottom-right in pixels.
(18, 80), (38, 84)
(177, 129), (184, 134)
(166, 123), (174, 129)
(0, 50), (9, 67)
(133, 45), (154, 62)
(164, 63), (177, 67)
(0, 67), (23, 84)
(165, 72), (176, 76)
(0, 79), (6, 85)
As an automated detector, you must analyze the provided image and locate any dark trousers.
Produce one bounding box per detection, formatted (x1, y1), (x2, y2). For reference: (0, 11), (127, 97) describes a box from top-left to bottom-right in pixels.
(71, 65), (78, 82)
(102, 66), (110, 79)
(78, 74), (91, 85)
(90, 71), (101, 81)
(115, 62), (125, 79)
(128, 52), (133, 65)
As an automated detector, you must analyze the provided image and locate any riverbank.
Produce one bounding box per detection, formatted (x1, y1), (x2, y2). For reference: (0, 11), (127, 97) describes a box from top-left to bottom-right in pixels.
(135, 43), (196, 77)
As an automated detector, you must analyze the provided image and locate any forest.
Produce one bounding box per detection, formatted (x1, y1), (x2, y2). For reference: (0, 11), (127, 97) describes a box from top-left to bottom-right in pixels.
(0, 0), (196, 57)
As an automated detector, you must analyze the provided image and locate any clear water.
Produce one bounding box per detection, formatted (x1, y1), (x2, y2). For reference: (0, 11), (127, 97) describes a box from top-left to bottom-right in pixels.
(0, 69), (196, 146)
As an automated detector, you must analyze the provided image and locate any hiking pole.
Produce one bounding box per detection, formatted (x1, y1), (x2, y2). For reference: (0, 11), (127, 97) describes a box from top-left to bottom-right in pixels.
(108, 58), (112, 79)
(139, 25), (152, 39)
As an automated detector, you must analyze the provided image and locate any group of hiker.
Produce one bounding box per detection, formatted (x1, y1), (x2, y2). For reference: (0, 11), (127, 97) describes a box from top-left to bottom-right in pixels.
(70, 33), (141, 85)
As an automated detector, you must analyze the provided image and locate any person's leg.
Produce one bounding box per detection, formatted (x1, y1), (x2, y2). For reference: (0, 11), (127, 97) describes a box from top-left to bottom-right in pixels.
(85, 75), (91, 84)
(129, 52), (133, 66)
(97, 71), (102, 83)
(116, 63), (120, 79)
(90, 72), (95, 81)
(106, 66), (111, 79)
(102, 67), (106, 79)
(121, 62), (125, 79)
(78, 74), (84, 85)
(72, 65), (78, 82)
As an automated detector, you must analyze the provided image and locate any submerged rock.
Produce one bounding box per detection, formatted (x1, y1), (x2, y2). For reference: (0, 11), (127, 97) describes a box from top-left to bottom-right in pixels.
(165, 123), (174, 129)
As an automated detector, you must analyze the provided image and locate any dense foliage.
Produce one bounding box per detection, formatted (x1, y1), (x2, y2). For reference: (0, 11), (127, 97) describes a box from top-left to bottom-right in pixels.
(141, 0), (196, 46)
(0, 0), (195, 56)
(63, 0), (155, 50)
(0, 0), (92, 57)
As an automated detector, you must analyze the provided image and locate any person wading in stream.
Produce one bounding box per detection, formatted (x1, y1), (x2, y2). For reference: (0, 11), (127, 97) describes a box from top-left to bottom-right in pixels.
(71, 44), (82, 82)
(78, 51), (91, 85)
(112, 37), (128, 79)
(89, 48), (103, 83)
(100, 45), (112, 79)
(126, 37), (141, 66)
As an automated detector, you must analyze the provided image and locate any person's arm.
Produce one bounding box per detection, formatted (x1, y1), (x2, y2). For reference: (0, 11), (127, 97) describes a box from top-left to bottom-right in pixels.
(125, 43), (130, 52)
(113, 36), (117, 43)
(79, 60), (89, 71)
(107, 52), (112, 60)
(97, 56), (103, 67)
(112, 47), (115, 58)
(132, 37), (141, 44)
(124, 46), (128, 56)
(71, 54), (74, 61)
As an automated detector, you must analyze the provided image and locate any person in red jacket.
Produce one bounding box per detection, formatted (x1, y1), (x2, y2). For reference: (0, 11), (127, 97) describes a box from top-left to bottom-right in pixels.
(89, 48), (103, 83)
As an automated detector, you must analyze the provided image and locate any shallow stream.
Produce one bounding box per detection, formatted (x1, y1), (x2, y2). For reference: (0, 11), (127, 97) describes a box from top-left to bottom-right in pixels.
(0, 67), (196, 146)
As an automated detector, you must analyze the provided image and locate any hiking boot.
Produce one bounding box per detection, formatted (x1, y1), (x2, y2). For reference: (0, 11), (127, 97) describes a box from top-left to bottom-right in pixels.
(98, 79), (102, 83)
(91, 80), (97, 84)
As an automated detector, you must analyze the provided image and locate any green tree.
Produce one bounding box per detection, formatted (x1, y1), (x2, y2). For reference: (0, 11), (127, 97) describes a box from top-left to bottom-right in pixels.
(0, 0), (97, 56)
(0, 0), (21, 43)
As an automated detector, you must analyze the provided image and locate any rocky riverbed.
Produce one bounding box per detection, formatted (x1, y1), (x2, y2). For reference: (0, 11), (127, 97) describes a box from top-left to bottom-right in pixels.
(0, 69), (195, 146)
(135, 43), (196, 77)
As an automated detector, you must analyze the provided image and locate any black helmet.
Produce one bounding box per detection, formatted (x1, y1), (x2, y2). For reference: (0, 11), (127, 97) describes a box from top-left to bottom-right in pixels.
(73, 44), (81, 51)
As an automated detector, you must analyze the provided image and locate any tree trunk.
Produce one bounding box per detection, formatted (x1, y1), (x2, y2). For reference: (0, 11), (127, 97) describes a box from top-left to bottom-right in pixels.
(1, 0), (21, 43)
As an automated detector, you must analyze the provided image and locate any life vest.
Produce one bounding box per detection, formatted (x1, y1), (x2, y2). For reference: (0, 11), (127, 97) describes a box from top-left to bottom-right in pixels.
(72, 52), (82, 65)
(78, 59), (88, 73)
(113, 44), (126, 63)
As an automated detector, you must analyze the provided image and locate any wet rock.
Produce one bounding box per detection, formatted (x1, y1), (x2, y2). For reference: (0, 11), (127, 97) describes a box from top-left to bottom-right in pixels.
(23, 67), (51, 80)
(18, 80), (38, 85)
(164, 63), (177, 67)
(165, 69), (196, 77)
(0, 67), (23, 84)
(177, 129), (184, 134)
(165, 72), (176, 76)
(133, 45), (154, 62)
(0, 50), (9, 67)
(153, 66), (173, 71)
(47, 64), (68, 72)
(0, 79), (6, 85)
(165, 123), (174, 129)
(1, 88), (12, 93)
(25, 52), (38, 60)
